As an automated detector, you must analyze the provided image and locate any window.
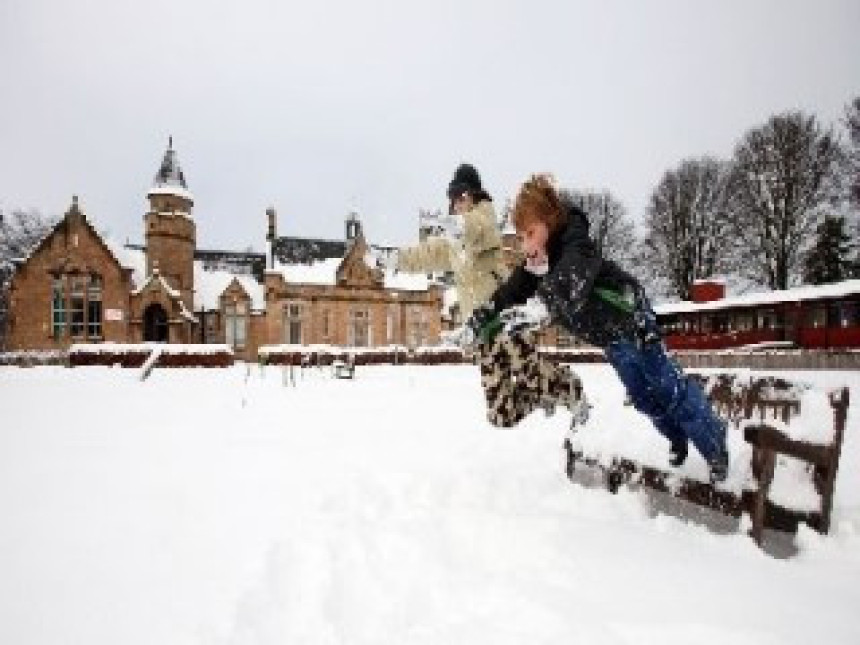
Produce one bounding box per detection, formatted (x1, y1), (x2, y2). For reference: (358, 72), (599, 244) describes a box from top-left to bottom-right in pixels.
(69, 276), (86, 338)
(408, 306), (428, 347)
(51, 273), (104, 341)
(658, 315), (680, 335)
(349, 308), (370, 347)
(757, 309), (783, 331)
(284, 302), (304, 344)
(87, 276), (102, 339)
(733, 311), (754, 332)
(710, 314), (729, 334)
(225, 301), (247, 350)
(386, 304), (399, 345)
(321, 308), (332, 340)
(804, 307), (826, 329)
(205, 313), (219, 343)
(838, 301), (860, 328)
(52, 277), (66, 339)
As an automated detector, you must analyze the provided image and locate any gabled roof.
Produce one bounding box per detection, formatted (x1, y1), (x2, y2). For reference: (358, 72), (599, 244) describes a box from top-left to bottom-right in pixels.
(132, 271), (197, 322)
(15, 196), (130, 277)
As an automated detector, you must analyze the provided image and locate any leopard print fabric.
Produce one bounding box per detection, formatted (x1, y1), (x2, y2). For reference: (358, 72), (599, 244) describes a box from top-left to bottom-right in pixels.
(478, 330), (584, 428)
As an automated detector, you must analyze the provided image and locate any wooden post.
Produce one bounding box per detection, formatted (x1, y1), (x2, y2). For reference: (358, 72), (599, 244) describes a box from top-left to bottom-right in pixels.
(819, 387), (850, 534)
(750, 446), (776, 546)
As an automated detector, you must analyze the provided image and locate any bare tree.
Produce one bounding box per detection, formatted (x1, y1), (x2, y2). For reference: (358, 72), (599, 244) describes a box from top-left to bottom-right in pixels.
(0, 207), (56, 350)
(728, 111), (841, 290)
(639, 157), (733, 300)
(560, 188), (637, 270)
(845, 95), (860, 210)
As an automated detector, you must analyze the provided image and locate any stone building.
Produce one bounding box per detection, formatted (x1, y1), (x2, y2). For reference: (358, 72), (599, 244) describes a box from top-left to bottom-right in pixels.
(4, 140), (443, 359)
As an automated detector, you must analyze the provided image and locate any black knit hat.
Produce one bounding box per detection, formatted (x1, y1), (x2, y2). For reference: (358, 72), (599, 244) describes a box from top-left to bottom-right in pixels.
(447, 163), (490, 213)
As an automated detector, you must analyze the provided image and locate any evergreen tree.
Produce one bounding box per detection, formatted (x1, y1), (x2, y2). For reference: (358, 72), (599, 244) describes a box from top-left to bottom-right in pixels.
(803, 215), (854, 285)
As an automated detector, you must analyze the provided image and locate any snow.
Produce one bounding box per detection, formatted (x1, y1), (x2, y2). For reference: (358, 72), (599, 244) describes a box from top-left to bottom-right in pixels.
(147, 184), (195, 204)
(106, 241), (147, 287)
(267, 257), (342, 285)
(194, 261), (265, 311)
(0, 365), (858, 645)
(383, 269), (430, 292)
(655, 279), (860, 315)
(132, 272), (182, 299)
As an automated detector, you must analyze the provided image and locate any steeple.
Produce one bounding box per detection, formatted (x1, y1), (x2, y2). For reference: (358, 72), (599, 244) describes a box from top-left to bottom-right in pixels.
(146, 136), (194, 209)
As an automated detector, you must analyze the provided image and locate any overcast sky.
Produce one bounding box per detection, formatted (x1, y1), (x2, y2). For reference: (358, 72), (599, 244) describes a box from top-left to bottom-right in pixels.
(1, 0), (858, 251)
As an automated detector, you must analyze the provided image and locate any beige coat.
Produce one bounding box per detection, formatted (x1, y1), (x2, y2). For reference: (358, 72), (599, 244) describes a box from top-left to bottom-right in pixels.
(398, 199), (508, 318)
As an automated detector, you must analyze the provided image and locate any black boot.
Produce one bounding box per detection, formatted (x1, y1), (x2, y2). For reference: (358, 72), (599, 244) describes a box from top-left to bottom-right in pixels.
(669, 440), (688, 467)
(708, 446), (729, 484)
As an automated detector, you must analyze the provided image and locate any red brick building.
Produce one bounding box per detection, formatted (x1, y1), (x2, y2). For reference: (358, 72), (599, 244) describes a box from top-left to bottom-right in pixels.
(4, 141), (443, 359)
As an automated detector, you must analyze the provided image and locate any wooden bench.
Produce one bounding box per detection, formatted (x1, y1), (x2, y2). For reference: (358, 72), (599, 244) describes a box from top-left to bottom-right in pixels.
(563, 372), (850, 546)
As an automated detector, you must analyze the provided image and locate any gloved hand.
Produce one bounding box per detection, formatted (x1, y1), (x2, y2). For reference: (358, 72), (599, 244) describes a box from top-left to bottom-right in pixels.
(462, 303), (501, 348)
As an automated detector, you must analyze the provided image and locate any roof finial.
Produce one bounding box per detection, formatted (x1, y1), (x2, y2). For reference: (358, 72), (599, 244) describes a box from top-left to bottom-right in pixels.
(168, 135), (173, 150)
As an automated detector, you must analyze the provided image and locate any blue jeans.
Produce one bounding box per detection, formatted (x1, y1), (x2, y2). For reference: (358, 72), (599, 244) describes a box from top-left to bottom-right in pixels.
(604, 339), (727, 464)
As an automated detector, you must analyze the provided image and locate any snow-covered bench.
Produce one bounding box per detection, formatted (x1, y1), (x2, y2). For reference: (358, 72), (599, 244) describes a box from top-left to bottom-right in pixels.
(563, 373), (850, 546)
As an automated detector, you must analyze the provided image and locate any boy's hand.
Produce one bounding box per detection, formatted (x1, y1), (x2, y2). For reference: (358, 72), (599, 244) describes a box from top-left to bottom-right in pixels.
(455, 304), (500, 349)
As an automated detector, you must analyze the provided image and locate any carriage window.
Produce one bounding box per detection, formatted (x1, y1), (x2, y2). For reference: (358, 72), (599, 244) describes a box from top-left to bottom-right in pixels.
(834, 301), (860, 328)
(733, 311), (754, 332)
(804, 307), (826, 329)
(757, 309), (783, 330)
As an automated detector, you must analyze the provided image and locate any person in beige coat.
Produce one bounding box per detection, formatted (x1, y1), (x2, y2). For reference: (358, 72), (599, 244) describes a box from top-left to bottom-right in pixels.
(399, 164), (590, 430)
(397, 163), (507, 319)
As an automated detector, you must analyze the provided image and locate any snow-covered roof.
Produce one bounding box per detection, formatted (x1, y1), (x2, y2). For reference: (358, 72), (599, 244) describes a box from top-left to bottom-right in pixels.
(194, 261), (265, 310)
(267, 255), (431, 293)
(132, 272), (181, 299)
(654, 279), (860, 316)
(268, 257), (342, 286)
(147, 139), (194, 204)
(383, 270), (429, 292)
(106, 241), (147, 287)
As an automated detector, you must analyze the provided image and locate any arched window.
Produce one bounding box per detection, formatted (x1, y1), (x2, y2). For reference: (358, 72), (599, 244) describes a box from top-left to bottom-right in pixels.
(225, 301), (248, 349)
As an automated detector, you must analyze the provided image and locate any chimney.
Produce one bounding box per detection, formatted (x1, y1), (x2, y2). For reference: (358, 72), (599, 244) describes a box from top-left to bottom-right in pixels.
(266, 206), (277, 269)
(690, 279), (726, 303)
(346, 211), (362, 242)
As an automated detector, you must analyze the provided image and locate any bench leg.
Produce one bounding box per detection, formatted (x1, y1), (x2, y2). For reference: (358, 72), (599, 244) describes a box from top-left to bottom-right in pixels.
(750, 448), (776, 546)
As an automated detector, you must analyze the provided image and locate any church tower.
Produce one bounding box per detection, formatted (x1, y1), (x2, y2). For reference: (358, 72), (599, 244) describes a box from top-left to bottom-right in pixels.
(145, 137), (196, 310)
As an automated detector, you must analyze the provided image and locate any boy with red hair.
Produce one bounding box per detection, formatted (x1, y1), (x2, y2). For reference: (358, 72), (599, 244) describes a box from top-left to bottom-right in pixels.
(465, 174), (729, 482)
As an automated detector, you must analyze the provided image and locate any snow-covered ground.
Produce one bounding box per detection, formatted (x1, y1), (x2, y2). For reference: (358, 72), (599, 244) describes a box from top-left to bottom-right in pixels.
(0, 364), (858, 645)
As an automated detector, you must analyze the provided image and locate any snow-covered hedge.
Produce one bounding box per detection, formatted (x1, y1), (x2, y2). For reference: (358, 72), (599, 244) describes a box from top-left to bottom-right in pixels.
(0, 350), (68, 366)
(69, 343), (234, 368)
(258, 344), (608, 366)
(258, 344), (466, 366)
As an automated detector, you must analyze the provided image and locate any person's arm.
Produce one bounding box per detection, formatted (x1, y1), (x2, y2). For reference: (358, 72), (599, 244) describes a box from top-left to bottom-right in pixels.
(488, 263), (540, 313)
(461, 201), (500, 259)
(396, 236), (453, 273)
(537, 235), (602, 327)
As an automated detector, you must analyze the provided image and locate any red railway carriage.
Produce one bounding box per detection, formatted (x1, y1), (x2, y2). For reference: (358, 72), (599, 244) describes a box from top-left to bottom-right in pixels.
(654, 279), (860, 351)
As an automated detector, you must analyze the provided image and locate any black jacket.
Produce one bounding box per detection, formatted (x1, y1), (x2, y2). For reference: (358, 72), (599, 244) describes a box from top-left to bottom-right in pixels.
(490, 204), (641, 349)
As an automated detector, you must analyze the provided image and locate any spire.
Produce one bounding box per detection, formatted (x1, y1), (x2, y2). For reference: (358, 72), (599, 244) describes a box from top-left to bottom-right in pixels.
(147, 137), (194, 205)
